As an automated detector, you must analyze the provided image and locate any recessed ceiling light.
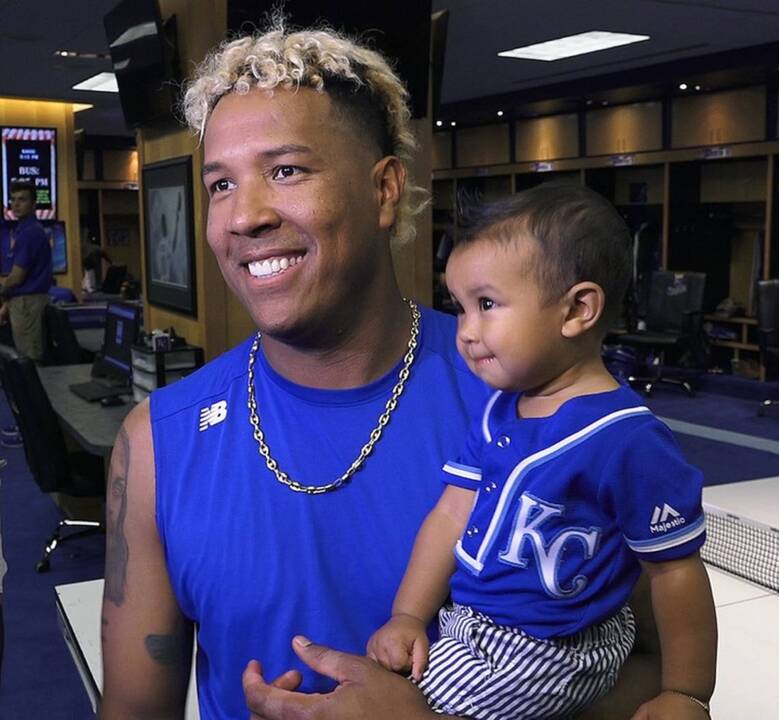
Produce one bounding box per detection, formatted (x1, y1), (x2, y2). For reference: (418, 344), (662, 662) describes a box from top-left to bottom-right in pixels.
(497, 110), (504, 117)
(450, 121), (457, 127)
(679, 82), (688, 90)
(695, 85), (701, 91)
(72, 72), (119, 93)
(498, 31), (650, 62)
(436, 120), (443, 127)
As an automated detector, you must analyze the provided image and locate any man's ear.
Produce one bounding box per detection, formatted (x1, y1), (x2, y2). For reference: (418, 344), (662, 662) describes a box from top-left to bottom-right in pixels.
(561, 282), (606, 338)
(372, 156), (406, 230)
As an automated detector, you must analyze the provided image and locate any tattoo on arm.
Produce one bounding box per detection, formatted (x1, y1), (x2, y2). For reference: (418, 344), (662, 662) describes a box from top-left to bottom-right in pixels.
(145, 615), (191, 668)
(104, 427), (130, 605)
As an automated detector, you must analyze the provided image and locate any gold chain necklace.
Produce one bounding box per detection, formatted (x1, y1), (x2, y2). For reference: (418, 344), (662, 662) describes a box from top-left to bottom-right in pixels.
(246, 299), (421, 494)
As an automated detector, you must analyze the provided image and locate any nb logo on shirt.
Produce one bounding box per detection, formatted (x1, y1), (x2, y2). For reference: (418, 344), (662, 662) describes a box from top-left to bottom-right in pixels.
(499, 493), (601, 599)
(199, 401), (227, 432)
(649, 503), (685, 534)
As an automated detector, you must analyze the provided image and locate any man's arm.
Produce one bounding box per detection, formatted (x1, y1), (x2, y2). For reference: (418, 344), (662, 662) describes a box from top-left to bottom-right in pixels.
(100, 401), (193, 719)
(0, 264), (28, 298)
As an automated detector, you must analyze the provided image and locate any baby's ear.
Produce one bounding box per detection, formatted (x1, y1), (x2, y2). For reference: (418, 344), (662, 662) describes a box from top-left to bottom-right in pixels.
(561, 282), (606, 338)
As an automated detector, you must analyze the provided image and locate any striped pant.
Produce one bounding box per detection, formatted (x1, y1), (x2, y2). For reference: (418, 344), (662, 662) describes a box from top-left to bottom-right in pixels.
(417, 603), (636, 720)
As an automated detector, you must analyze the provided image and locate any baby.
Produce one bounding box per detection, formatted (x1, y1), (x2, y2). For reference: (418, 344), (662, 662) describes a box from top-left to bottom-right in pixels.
(368, 183), (716, 720)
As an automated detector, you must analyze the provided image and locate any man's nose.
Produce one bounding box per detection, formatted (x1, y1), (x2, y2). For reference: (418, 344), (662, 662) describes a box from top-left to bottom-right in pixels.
(228, 181), (281, 237)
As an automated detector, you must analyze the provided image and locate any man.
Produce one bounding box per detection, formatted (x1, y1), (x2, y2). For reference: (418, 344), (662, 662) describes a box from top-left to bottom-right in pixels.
(0, 182), (52, 362)
(101, 22), (671, 720)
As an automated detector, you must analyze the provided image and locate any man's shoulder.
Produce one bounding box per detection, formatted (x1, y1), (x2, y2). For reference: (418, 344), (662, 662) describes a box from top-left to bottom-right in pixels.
(150, 336), (253, 422)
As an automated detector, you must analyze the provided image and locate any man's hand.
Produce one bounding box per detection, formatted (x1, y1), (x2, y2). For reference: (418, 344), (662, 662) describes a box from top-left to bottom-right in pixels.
(630, 691), (710, 719)
(243, 636), (434, 720)
(366, 613), (429, 680)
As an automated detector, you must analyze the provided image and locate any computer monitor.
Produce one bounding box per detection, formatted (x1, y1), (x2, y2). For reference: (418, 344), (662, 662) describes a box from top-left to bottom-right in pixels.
(100, 302), (141, 385)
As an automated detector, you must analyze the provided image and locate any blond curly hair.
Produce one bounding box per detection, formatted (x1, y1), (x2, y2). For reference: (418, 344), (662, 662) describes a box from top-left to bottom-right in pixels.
(182, 19), (427, 243)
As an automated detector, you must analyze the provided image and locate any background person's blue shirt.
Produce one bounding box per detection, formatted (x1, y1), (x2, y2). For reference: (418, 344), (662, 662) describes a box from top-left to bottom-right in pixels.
(8, 217), (52, 297)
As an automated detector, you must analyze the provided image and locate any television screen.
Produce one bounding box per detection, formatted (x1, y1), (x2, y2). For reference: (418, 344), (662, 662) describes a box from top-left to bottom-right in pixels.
(0, 219), (67, 275)
(1, 127), (57, 220)
(103, 0), (179, 128)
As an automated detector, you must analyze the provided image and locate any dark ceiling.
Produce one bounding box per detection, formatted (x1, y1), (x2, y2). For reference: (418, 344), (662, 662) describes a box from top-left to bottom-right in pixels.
(2, 0), (779, 139)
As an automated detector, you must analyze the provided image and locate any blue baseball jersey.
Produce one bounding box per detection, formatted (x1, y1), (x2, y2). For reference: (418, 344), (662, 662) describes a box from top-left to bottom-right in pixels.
(444, 385), (705, 638)
(151, 307), (489, 720)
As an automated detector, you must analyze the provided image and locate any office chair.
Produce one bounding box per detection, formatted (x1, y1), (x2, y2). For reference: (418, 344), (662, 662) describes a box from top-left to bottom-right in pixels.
(619, 270), (707, 396)
(0, 344), (105, 572)
(43, 304), (95, 365)
(757, 279), (779, 416)
(100, 264), (128, 295)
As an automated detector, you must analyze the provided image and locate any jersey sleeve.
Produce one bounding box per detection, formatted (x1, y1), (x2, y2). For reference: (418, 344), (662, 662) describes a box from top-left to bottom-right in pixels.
(601, 418), (706, 563)
(441, 391), (503, 491)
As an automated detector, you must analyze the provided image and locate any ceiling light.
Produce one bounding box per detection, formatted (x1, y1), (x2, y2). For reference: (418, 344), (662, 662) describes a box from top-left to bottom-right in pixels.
(695, 85), (701, 91)
(450, 121), (457, 127)
(436, 120), (443, 127)
(679, 82), (688, 90)
(497, 110), (504, 117)
(72, 72), (119, 93)
(498, 31), (649, 62)
(55, 49), (110, 60)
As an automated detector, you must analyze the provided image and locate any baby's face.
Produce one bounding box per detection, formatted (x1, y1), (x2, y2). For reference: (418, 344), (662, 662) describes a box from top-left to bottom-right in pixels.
(445, 237), (568, 393)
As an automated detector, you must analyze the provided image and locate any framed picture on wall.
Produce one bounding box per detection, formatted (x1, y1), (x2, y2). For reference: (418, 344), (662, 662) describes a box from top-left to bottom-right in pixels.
(142, 156), (197, 317)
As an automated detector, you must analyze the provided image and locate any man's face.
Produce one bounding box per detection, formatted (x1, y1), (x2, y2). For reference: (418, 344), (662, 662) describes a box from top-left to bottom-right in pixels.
(202, 87), (397, 343)
(10, 190), (35, 220)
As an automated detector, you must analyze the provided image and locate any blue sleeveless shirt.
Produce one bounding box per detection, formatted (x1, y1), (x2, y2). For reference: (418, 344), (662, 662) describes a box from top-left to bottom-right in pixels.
(151, 307), (487, 719)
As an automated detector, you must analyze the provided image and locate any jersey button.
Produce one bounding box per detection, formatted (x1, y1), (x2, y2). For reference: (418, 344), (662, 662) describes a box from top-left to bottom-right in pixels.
(465, 525), (480, 537)
(496, 435), (511, 448)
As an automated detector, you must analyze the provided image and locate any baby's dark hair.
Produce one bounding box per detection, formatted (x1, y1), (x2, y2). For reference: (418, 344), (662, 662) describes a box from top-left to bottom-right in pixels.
(458, 182), (632, 330)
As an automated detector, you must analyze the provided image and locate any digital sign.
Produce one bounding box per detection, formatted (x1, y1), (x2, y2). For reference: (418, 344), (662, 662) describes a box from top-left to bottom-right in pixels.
(1, 127), (57, 220)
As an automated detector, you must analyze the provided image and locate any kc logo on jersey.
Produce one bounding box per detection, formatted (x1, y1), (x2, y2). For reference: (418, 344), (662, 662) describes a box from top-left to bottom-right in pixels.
(499, 493), (601, 599)
(199, 401), (227, 431)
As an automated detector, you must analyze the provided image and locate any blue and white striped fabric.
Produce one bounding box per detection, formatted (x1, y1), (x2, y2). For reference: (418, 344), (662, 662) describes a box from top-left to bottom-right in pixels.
(418, 603), (636, 720)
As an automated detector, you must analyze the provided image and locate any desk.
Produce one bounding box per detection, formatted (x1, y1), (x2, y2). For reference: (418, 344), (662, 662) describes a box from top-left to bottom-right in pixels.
(55, 579), (200, 718)
(74, 328), (104, 354)
(37, 364), (132, 457)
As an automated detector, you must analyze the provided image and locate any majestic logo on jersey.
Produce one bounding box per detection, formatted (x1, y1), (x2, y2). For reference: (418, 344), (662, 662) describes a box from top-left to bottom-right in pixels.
(199, 401), (227, 431)
(649, 503), (685, 533)
(499, 493), (601, 599)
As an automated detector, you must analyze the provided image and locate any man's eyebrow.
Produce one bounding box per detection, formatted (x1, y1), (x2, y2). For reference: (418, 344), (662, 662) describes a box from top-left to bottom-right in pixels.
(201, 144), (314, 179)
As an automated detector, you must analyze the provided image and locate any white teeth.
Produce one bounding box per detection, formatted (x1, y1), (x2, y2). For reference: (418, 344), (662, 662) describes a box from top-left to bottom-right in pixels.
(247, 254), (303, 278)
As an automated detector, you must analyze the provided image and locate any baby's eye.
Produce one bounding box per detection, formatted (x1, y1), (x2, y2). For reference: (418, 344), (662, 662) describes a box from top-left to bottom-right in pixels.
(478, 297), (495, 311)
(271, 165), (301, 180)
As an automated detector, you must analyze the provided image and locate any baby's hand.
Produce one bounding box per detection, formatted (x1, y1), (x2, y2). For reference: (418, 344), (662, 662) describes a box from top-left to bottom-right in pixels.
(366, 613), (430, 681)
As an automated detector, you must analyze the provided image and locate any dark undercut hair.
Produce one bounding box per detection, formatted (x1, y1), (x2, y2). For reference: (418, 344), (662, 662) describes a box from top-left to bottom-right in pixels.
(9, 181), (36, 203)
(458, 182), (632, 330)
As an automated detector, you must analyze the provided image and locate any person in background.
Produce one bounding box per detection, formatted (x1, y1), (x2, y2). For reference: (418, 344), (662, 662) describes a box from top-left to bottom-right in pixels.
(368, 184), (717, 720)
(0, 182), (52, 362)
(100, 19), (662, 720)
(81, 236), (112, 294)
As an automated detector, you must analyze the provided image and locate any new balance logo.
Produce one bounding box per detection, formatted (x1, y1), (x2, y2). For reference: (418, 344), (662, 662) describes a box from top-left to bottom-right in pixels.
(199, 401), (227, 431)
(649, 503), (685, 533)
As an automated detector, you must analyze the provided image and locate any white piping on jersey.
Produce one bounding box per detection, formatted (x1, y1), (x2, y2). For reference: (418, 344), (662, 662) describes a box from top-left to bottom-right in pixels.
(625, 514), (706, 553)
(458, 405), (653, 574)
(481, 390), (503, 444)
(443, 462), (482, 482)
